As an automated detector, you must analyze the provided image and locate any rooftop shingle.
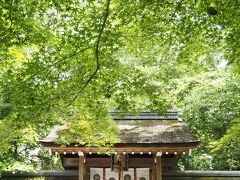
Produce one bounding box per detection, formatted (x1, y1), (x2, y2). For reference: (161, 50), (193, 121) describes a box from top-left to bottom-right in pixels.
(41, 111), (199, 145)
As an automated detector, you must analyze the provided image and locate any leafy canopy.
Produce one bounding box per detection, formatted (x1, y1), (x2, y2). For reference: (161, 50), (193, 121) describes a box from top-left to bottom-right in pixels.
(0, 0), (239, 170)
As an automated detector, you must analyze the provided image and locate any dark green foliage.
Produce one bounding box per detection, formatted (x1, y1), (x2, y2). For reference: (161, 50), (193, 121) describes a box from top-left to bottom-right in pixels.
(0, 0), (239, 171)
(177, 74), (240, 170)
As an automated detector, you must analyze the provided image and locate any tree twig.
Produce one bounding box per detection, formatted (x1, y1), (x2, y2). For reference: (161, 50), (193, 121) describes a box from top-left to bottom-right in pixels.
(26, 46), (93, 81)
(0, 0), (14, 37)
(67, 0), (111, 106)
(159, 0), (184, 29)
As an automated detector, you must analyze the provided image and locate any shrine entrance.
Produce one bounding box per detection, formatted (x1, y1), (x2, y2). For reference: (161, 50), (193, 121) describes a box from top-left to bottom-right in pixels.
(90, 168), (150, 180)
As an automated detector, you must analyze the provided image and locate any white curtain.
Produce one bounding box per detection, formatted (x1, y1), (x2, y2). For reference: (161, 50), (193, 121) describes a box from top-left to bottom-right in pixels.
(105, 168), (119, 180)
(136, 168), (149, 180)
(90, 167), (149, 180)
(90, 168), (103, 180)
(123, 168), (134, 180)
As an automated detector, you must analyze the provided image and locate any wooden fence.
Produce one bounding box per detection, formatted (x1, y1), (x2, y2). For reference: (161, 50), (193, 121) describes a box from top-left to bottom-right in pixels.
(1, 170), (240, 180)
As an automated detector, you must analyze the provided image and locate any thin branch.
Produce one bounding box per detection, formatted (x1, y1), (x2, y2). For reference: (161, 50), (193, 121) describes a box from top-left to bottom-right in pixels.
(67, 0), (111, 107)
(159, 0), (184, 29)
(120, 0), (183, 42)
(26, 46), (93, 81)
(0, 0), (14, 37)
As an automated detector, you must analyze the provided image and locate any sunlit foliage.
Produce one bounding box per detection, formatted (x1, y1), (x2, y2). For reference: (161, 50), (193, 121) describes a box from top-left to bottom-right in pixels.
(0, 0), (239, 170)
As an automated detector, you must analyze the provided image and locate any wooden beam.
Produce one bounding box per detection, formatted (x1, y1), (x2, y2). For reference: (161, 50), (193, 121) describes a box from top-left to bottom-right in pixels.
(47, 142), (199, 154)
(156, 156), (162, 180)
(128, 158), (154, 167)
(86, 158), (111, 167)
(78, 155), (84, 180)
(62, 157), (155, 168)
(41, 141), (200, 149)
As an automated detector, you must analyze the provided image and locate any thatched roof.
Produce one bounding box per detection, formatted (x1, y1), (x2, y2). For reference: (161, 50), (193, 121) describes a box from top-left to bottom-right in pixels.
(118, 120), (198, 143)
(41, 111), (199, 145)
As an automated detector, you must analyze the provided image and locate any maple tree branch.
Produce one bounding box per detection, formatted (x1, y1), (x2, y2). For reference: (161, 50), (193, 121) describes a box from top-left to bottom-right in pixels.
(159, 0), (183, 29)
(67, 0), (111, 106)
(27, 46), (93, 81)
(0, 0), (14, 37)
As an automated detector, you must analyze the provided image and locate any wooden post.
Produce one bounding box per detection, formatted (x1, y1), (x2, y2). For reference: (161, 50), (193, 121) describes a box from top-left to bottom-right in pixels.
(103, 167), (106, 180)
(78, 152), (84, 180)
(134, 167), (137, 180)
(151, 166), (155, 180)
(156, 153), (162, 180)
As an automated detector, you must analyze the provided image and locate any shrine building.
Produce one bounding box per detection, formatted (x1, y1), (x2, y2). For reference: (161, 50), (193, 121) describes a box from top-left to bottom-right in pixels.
(40, 110), (200, 180)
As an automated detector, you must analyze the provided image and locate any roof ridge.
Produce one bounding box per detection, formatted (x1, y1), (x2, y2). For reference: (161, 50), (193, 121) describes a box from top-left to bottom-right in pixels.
(109, 110), (181, 121)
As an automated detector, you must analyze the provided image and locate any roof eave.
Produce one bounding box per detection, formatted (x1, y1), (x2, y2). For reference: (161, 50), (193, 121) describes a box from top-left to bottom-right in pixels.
(40, 140), (200, 148)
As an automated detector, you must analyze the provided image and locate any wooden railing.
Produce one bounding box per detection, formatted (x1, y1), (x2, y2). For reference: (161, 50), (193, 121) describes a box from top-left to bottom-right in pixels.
(1, 170), (240, 180)
(164, 171), (240, 179)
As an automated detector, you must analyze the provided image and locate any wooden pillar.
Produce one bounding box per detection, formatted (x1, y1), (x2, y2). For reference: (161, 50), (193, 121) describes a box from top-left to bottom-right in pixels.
(156, 153), (162, 180)
(151, 166), (155, 180)
(119, 169), (121, 180)
(78, 152), (84, 180)
(134, 167), (137, 180)
(103, 168), (106, 180)
(84, 166), (89, 180)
